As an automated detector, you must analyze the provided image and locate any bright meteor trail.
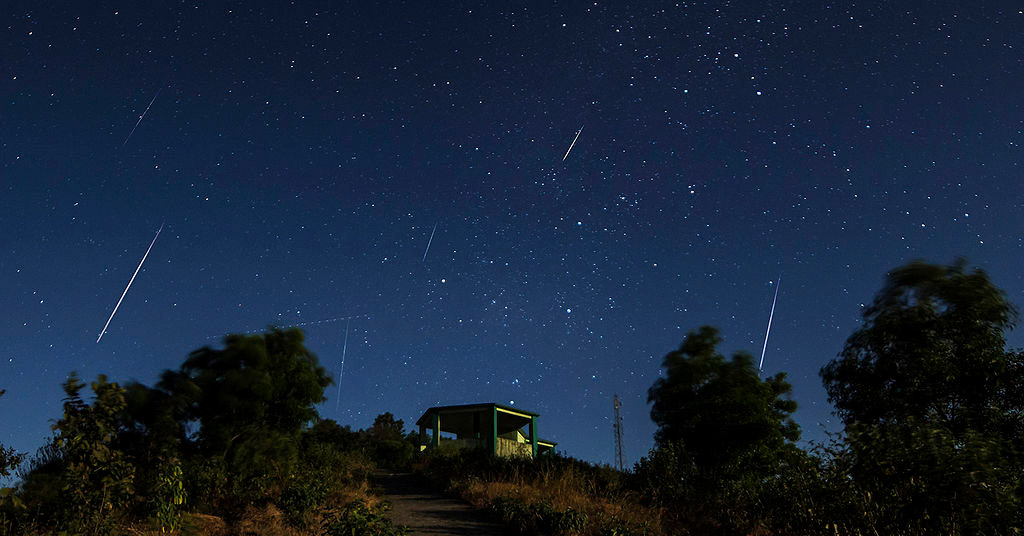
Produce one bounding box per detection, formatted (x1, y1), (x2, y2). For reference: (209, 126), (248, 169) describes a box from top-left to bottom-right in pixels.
(335, 319), (350, 414)
(96, 223), (164, 343)
(562, 125), (583, 161)
(422, 223), (437, 262)
(123, 85), (163, 146)
(759, 273), (782, 371)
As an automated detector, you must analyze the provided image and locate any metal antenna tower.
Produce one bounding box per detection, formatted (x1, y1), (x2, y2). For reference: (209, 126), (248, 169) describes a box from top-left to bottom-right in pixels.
(613, 394), (625, 471)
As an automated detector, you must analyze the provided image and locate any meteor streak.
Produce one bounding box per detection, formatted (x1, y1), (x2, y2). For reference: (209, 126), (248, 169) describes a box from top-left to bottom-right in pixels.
(289, 314), (368, 329)
(422, 223), (437, 262)
(203, 313), (369, 340)
(97, 223), (164, 343)
(758, 273), (782, 371)
(335, 319), (350, 414)
(123, 85), (164, 146)
(562, 125), (584, 161)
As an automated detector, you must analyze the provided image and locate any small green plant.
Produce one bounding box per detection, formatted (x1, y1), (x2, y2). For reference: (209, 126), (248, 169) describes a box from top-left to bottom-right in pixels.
(279, 471), (328, 527)
(181, 455), (228, 513)
(488, 495), (528, 524)
(323, 501), (409, 536)
(152, 459), (186, 533)
(488, 496), (588, 535)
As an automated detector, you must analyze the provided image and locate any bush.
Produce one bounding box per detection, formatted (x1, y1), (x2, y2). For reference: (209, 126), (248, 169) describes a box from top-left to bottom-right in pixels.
(488, 496), (587, 535)
(279, 471), (328, 528)
(372, 438), (416, 471)
(149, 458), (187, 533)
(54, 373), (136, 535)
(418, 448), (661, 536)
(323, 501), (408, 536)
(182, 455), (229, 513)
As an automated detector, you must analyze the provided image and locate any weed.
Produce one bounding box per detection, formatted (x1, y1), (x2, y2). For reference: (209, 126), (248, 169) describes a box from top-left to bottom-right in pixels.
(323, 501), (409, 536)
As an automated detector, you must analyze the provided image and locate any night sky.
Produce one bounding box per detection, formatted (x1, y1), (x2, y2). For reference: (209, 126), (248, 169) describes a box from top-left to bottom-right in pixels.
(3, 3), (1022, 469)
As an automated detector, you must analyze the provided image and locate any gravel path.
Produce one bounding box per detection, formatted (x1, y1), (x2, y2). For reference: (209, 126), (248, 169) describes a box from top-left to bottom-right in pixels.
(374, 472), (515, 536)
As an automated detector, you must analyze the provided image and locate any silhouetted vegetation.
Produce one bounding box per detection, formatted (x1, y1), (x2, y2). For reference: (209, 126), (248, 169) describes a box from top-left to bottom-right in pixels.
(817, 259), (1024, 534)
(641, 324), (803, 533)
(2, 259), (1023, 535)
(417, 448), (658, 536)
(0, 389), (28, 530)
(1, 328), (409, 535)
(415, 259), (1024, 535)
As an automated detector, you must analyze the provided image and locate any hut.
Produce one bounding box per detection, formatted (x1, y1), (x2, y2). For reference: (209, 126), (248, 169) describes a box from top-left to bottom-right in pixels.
(415, 402), (557, 457)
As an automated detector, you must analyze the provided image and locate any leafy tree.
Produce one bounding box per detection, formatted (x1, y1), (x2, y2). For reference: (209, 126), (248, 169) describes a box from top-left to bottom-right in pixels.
(643, 326), (800, 534)
(1, 389), (28, 528)
(53, 373), (136, 535)
(820, 259), (1024, 533)
(159, 327), (331, 473)
(0, 390), (26, 479)
(368, 412), (406, 442)
(822, 258), (1023, 437)
(365, 412), (415, 469)
(113, 380), (191, 523)
(648, 325), (799, 468)
(119, 380), (187, 463)
(303, 418), (361, 453)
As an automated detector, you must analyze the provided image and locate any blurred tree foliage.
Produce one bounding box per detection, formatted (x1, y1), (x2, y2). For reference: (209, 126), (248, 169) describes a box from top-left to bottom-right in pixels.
(3, 329), (414, 534)
(822, 259), (1023, 434)
(364, 412), (416, 470)
(369, 412), (406, 442)
(162, 328), (331, 470)
(0, 389), (28, 528)
(821, 259), (1024, 533)
(53, 373), (136, 535)
(648, 325), (799, 467)
(642, 325), (801, 534)
(0, 390), (26, 480)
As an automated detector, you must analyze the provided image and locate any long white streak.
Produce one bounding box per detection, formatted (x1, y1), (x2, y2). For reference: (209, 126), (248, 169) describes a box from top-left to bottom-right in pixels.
(422, 223), (437, 262)
(562, 125), (584, 161)
(123, 85), (164, 146)
(204, 313), (369, 340)
(759, 273), (782, 371)
(97, 223), (164, 343)
(335, 319), (350, 414)
(289, 314), (368, 328)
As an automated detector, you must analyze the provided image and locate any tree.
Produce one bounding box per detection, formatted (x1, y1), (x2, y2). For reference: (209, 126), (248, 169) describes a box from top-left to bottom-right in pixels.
(821, 258), (1023, 438)
(642, 326), (801, 534)
(820, 259), (1024, 533)
(156, 328), (331, 477)
(648, 326), (799, 468)
(368, 412), (406, 442)
(53, 374), (136, 535)
(365, 413), (415, 470)
(303, 418), (361, 453)
(1, 388), (28, 525)
(0, 390), (26, 479)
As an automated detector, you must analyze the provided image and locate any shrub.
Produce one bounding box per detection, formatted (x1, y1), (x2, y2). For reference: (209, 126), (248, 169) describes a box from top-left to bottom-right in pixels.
(418, 448), (661, 536)
(278, 471), (328, 528)
(150, 458), (187, 533)
(182, 455), (229, 513)
(488, 496), (587, 535)
(54, 373), (136, 535)
(323, 501), (409, 536)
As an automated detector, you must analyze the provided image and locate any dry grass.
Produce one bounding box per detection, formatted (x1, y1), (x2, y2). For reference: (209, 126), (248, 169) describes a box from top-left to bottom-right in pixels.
(122, 512), (229, 536)
(445, 463), (666, 536)
(120, 478), (385, 536)
(329, 476), (382, 510)
(232, 504), (297, 536)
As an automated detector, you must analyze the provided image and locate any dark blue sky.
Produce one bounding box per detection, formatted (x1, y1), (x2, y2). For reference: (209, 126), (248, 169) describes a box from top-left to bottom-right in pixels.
(3, 2), (1022, 467)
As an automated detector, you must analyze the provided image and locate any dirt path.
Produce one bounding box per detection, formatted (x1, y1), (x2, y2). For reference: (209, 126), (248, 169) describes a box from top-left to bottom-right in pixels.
(374, 472), (515, 536)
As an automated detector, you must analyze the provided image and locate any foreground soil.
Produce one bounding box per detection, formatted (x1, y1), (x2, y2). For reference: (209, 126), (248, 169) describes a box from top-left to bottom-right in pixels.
(374, 472), (515, 536)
